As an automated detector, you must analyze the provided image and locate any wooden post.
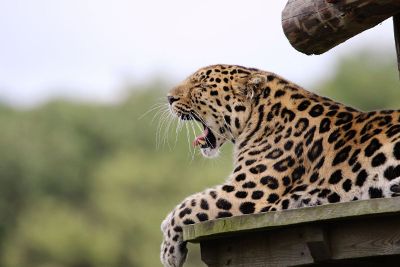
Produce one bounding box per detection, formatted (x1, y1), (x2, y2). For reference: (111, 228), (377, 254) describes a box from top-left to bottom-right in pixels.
(282, 0), (400, 55)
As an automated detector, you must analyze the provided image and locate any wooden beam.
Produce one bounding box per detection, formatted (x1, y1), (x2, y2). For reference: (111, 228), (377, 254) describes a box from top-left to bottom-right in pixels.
(199, 227), (317, 266)
(282, 0), (400, 55)
(393, 14), (400, 78)
(197, 216), (400, 266)
(303, 226), (331, 262)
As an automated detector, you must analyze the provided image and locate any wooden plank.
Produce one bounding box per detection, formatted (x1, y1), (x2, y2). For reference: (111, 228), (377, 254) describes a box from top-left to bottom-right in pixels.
(198, 215), (400, 266)
(281, 0), (400, 55)
(183, 197), (400, 242)
(200, 227), (315, 267)
(393, 14), (400, 78)
(329, 217), (400, 260)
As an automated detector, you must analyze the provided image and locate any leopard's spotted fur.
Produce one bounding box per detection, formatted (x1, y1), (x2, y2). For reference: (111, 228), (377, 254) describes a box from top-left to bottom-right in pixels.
(160, 65), (400, 267)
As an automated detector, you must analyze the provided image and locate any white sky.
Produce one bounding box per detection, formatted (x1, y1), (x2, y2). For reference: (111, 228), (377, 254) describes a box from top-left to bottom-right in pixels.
(0, 0), (395, 106)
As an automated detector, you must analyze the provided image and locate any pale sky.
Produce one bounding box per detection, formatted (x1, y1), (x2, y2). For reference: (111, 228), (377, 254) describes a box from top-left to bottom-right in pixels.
(0, 0), (395, 106)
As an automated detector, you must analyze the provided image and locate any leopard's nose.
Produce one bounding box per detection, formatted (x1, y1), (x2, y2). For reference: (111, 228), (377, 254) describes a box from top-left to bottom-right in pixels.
(167, 96), (179, 105)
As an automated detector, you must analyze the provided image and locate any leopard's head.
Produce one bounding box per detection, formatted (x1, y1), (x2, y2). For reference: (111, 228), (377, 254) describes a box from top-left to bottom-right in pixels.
(168, 64), (267, 157)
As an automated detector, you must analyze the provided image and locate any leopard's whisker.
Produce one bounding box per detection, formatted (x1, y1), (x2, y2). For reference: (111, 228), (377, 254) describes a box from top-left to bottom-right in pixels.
(139, 102), (167, 120)
(177, 117), (185, 133)
(165, 114), (173, 148)
(155, 108), (166, 150)
(164, 113), (176, 149)
(188, 118), (199, 160)
(161, 113), (171, 148)
(156, 109), (171, 149)
(151, 104), (170, 124)
(173, 119), (181, 148)
(184, 122), (193, 158)
(189, 114), (199, 138)
(161, 110), (170, 145)
(177, 118), (185, 146)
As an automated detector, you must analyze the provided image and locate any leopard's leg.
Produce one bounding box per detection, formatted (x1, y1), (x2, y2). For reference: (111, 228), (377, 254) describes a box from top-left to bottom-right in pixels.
(160, 188), (217, 267)
(160, 209), (187, 267)
(160, 183), (271, 267)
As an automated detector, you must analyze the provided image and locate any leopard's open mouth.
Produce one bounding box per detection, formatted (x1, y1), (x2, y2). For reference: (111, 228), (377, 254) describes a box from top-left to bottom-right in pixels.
(193, 123), (217, 149)
(179, 112), (216, 149)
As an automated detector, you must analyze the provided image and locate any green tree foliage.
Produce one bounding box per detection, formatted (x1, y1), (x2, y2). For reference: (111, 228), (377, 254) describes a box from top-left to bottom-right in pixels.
(0, 83), (232, 267)
(315, 49), (399, 111)
(0, 50), (398, 267)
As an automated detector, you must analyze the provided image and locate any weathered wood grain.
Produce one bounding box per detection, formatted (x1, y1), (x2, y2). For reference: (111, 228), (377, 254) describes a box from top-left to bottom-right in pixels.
(281, 0), (400, 55)
(329, 218), (400, 260)
(198, 216), (400, 266)
(184, 198), (400, 266)
(201, 227), (315, 267)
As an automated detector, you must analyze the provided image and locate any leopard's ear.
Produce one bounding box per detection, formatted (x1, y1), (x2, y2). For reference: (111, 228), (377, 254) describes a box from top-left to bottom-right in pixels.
(247, 74), (266, 98)
(233, 73), (265, 99)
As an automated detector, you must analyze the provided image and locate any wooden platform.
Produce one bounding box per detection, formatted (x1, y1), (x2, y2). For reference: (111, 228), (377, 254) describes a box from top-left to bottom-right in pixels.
(183, 197), (400, 266)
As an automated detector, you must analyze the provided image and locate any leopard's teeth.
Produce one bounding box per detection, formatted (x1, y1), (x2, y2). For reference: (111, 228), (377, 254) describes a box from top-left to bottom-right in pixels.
(198, 138), (206, 145)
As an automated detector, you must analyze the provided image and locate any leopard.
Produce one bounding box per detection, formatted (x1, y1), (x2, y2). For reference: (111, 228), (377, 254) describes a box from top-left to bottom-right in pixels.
(160, 64), (400, 267)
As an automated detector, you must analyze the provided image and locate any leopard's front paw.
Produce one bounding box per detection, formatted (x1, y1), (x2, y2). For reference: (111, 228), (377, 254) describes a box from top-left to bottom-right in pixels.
(160, 239), (187, 267)
(160, 213), (187, 267)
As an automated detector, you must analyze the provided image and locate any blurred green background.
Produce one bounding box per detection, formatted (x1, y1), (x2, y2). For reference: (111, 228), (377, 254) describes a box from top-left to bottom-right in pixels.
(0, 50), (398, 267)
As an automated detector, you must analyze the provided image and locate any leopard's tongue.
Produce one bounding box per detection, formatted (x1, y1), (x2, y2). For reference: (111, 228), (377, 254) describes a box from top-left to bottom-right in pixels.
(193, 127), (208, 147)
